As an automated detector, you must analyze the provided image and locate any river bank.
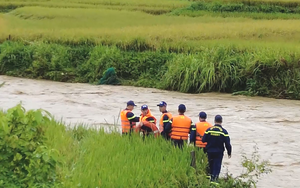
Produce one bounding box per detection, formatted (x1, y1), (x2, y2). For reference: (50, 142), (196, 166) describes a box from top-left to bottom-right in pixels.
(1, 75), (300, 187)
(1, 41), (300, 100)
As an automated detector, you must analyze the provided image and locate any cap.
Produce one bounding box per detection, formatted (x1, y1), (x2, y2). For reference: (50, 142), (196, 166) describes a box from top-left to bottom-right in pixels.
(199, 112), (207, 119)
(141, 105), (148, 110)
(127, 100), (137, 106)
(178, 104), (186, 111)
(157, 101), (167, 107)
(215, 115), (223, 122)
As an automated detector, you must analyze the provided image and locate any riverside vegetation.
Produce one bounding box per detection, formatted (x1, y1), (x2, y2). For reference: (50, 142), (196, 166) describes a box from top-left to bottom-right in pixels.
(1, 0), (300, 99)
(0, 104), (272, 187)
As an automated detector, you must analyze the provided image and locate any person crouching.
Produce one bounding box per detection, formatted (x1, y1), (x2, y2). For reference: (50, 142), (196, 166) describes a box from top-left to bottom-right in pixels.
(135, 105), (160, 138)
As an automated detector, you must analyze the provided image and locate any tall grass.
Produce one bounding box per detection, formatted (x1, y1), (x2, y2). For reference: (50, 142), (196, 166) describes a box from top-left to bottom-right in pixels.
(197, 0), (300, 7)
(171, 9), (300, 19)
(57, 128), (207, 187)
(187, 1), (300, 13)
(161, 46), (300, 96)
(0, 104), (209, 187)
(1, 41), (300, 99)
(171, 0), (300, 19)
(1, 104), (271, 187)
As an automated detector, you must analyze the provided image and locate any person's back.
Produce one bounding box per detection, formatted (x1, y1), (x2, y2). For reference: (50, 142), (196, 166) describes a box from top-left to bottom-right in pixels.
(166, 104), (194, 148)
(202, 115), (232, 184)
(195, 112), (213, 149)
(171, 115), (192, 140)
(203, 124), (231, 154)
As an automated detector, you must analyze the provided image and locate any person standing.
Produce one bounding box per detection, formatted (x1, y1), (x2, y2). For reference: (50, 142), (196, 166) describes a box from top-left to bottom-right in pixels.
(190, 111), (213, 153)
(190, 111), (213, 177)
(157, 101), (172, 140)
(120, 100), (139, 135)
(165, 104), (194, 149)
(202, 115), (232, 184)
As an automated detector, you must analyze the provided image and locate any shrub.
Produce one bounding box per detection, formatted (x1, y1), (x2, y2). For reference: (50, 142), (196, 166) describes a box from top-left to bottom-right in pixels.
(0, 104), (60, 187)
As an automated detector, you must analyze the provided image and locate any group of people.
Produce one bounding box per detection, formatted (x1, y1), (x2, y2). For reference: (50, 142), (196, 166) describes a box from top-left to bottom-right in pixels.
(120, 100), (232, 184)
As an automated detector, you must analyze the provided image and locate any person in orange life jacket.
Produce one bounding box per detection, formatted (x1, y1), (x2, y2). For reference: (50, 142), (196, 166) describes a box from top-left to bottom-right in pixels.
(120, 100), (140, 135)
(165, 104), (195, 149)
(190, 111), (213, 176)
(202, 115), (232, 184)
(157, 101), (172, 140)
(190, 111), (213, 153)
(135, 105), (160, 138)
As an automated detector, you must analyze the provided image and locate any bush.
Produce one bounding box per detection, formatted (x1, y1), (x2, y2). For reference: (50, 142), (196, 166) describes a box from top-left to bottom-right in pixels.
(0, 41), (33, 76)
(0, 104), (60, 187)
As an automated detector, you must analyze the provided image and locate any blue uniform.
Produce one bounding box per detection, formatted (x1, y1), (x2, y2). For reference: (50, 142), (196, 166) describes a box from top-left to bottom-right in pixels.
(161, 112), (172, 140)
(189, 124), (197, 144)
(126, 111), (140, 123)
(202, 124), (232, 182)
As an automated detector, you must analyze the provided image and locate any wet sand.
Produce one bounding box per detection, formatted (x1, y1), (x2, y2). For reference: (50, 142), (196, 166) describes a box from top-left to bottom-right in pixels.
(1, 75), (300, 188)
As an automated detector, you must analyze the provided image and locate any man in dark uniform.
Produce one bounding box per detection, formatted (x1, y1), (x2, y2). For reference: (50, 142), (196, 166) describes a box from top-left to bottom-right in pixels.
(120, 100), (140, 135)
(157, 101), (172, 140)
(202, 115), (232, 185)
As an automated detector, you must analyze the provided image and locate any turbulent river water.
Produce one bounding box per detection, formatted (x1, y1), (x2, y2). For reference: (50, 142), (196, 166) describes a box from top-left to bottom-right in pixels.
(1, 75), (300, 188)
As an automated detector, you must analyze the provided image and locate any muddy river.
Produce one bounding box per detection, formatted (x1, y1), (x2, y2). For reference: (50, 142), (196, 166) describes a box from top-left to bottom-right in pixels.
(1, 75), (300, 188)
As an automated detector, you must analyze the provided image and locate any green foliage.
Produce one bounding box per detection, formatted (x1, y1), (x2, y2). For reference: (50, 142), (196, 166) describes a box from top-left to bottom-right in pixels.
(0, 104), (272, 187)
(77, 44), (173, 84)
(27, 43), (72, 81)
(187, 1), (300, 14)
(0, 104), (60, 187)
(1, 41), (300, 99)
(220, 144), (272, 188)
(170, 1), (300, 19)
(161, 46), (300, 99)
(0, 41), (33, 76)
(62, 132), (201, 187)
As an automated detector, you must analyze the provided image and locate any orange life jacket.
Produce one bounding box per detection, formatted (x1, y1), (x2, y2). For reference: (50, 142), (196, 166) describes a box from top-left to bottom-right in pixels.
(120, 109), (136, 133)
(195, 121), (213, 148)
(171, 115), (192, 140)
(136, 109), (159, 137)
(159, 112), (172, 133)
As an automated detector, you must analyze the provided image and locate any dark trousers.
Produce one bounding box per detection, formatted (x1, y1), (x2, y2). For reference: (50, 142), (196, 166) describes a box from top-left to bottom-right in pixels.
(207, 152), (223, 181)
(161, 131), (171, 141)
(172, 139), (185, 149)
